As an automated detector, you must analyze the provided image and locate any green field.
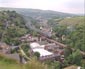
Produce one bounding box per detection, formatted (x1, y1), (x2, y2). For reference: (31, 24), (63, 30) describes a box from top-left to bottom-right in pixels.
(59, 16), (85, 26)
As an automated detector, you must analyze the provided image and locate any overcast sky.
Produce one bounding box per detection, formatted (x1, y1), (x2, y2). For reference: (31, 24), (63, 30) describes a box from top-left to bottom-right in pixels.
(0, 0), (84, 14)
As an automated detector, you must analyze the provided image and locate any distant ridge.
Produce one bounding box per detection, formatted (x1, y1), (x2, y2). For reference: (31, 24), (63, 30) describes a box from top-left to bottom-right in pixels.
(0, 7), (77, 19)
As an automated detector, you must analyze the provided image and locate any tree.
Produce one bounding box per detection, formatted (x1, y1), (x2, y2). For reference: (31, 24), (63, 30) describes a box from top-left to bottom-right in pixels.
(72, 49), (82, 65)
(82, 62), (85, 69)
(63, 59), (69, 67)
(53, 25), (67, 37)
(51, 61), (62, 69)
(21, 43), (30, 55)
(34, 52), (40, 59)
(64, 46), (72, 58)
(66, 54), (73, 64)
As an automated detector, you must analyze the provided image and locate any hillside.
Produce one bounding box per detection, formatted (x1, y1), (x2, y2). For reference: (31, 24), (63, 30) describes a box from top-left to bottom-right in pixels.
(59, 16), (85, 26)
(0, 10), (29, 45)
(0, 54), (48, 69)
(0, 7), (76, 19)
(0, 7), (78, 30)
(47, 16), (85, 28)
(0, 10), (50, 69)
(53, 16), (85, 52)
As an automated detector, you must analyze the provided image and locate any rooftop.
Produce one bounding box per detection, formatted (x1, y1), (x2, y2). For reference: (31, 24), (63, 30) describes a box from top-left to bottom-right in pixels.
(30, 42), (41, 49)
(30, 42), (53, 57)
(33, 48), (53, 57)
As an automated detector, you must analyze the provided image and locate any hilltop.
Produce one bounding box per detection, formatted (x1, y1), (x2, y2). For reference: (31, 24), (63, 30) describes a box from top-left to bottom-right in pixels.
(0, 7), (76, 19)
(0, 7), (78, 29)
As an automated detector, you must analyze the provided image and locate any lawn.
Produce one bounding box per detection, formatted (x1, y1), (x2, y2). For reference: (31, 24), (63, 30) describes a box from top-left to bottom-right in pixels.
(0, 61), (24, 69)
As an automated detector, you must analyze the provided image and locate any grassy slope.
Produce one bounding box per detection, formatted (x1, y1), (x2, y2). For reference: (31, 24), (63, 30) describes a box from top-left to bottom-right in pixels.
(0, 54), (48, 69)
(0, 59), (48, 69)
(59, 16), (85, 26)
(0, 61), (22, 69)
(0, 54), (21, 69)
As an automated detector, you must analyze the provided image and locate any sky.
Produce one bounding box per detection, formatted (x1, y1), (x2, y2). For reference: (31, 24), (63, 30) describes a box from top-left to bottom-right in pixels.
(0, 0), (84, 14)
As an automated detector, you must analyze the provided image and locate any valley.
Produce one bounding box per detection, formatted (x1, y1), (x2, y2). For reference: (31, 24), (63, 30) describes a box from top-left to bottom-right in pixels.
(0, 8), (85, 69)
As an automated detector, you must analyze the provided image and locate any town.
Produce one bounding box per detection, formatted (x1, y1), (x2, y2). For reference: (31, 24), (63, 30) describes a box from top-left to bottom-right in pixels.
(0, 26), (65, 63)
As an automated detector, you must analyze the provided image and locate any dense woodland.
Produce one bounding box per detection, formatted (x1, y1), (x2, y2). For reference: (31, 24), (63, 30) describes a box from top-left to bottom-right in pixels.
(0, 11), (30, 45)
(53, 16), (85, 52)
(52, 16), (85, 68)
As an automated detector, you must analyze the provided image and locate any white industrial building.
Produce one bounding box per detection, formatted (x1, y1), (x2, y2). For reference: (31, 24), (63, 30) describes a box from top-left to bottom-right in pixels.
(30, 42), (53, 57)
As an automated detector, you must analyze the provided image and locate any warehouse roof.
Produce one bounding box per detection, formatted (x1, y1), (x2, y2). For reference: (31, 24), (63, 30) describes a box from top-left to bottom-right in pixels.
(33, 48), (53, 57)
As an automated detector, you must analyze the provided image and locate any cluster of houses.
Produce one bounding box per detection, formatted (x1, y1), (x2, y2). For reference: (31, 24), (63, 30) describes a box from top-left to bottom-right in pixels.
(19, 34), (65, 62)
(0, 32), (65, 62)
(0, 42), (10, 54)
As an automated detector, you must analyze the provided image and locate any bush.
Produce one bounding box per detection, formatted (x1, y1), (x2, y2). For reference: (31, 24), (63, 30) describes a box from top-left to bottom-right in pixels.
(25, 57), (48, 69)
